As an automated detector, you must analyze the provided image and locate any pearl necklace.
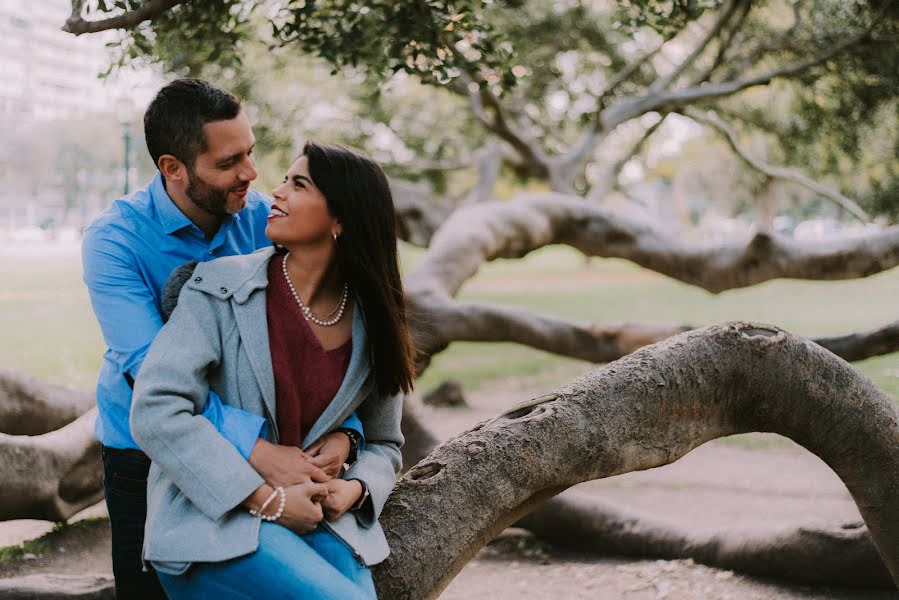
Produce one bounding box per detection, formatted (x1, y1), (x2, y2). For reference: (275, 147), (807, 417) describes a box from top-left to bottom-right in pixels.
(281, 253), (348, 327)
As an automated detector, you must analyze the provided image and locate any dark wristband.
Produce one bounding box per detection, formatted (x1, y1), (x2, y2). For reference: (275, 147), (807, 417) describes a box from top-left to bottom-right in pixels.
(350, 479), (369, 511)
(337, 428), (362, 466)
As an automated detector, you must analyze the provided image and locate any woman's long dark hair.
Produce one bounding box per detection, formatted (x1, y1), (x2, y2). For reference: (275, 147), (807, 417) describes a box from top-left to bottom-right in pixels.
(302, 140), (415, 396)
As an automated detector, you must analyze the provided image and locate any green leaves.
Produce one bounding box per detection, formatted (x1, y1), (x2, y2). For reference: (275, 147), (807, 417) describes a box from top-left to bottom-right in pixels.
(270, 0), (518, 87)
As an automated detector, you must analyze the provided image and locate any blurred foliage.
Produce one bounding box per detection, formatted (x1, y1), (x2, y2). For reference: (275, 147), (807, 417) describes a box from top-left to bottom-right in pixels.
(84, 0), (898, 221)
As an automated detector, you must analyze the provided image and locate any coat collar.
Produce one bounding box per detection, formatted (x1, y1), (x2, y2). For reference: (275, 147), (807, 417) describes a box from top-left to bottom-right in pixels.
(187, 246), (372, 446)
(188, 246), (276, 304)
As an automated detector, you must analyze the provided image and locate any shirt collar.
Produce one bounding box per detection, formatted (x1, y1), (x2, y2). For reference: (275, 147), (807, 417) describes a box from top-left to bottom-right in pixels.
(150, 172), (194, 235)
(150, 171), (244, 237)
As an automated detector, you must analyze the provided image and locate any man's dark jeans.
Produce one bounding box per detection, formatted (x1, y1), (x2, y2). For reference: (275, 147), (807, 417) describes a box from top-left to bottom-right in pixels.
(101, 446), (168, 599)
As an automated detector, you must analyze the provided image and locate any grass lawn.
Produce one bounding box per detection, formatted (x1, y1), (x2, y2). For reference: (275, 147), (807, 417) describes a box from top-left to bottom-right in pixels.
(1, 243), (896, 403)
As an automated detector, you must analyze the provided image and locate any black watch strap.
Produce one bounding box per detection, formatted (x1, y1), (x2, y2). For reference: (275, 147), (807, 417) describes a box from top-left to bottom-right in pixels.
(336, 428), (362, 466)
(350, 479), (370, 511)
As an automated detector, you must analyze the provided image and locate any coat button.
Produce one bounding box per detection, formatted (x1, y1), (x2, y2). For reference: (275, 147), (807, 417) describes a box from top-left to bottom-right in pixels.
(220, 287), (228, 293)
(194, 276), (202, 283)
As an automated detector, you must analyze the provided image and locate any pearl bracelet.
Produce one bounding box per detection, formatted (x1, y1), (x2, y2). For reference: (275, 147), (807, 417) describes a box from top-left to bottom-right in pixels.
(249, 487), (279, 517)
(258, 486), (286, 522)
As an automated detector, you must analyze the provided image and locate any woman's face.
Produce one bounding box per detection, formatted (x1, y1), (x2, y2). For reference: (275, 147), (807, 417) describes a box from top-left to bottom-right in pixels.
(266, 155), (340, 246)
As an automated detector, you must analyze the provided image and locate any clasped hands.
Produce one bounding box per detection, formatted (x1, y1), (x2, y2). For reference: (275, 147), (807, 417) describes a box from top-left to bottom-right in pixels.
(243, 432), (362, 534)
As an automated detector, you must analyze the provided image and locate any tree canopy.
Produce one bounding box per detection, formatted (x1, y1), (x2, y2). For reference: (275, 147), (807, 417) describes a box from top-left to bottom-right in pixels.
(67, 0), (899, 220)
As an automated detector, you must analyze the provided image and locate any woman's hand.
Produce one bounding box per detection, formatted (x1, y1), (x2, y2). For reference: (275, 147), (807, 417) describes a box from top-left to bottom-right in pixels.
(306, 431), (352, 479)
(321, 478), (363, 522)
(278, 482), (330, 534)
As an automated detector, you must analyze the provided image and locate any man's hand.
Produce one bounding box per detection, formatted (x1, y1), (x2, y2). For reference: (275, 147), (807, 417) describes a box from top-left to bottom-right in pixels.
(306, 431), (352, 479)
(249, 439), (329, 487)
(321, 478), (363, 522)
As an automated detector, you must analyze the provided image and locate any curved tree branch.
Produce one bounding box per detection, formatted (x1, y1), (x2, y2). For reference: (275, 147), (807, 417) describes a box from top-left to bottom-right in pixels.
(815, 320), (899, 363)
(518, 491), (893, 588)
(0, 369), (93, 436)
(410, 290), (899, 370)
(601, 26), (876, 130)
(699, 0), (754, 81)
(456, 72), (549, 179)
(684, 109), (872, 223)
(586, 114), (667, 202)
(389, 178), (455, 247)
(374, 323), (899, 598)
(648, 0), (743, 94)
(62, 0), (184, 35)
(0, 407), (102, 521)
(405, 192), (899, 297)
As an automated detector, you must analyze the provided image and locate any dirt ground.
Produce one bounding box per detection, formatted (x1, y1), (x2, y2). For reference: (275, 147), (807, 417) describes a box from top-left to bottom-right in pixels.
(1, 374), (896, 599)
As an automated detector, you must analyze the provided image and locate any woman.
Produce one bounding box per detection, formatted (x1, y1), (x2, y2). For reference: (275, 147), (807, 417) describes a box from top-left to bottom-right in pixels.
(131, 141), (415, 599)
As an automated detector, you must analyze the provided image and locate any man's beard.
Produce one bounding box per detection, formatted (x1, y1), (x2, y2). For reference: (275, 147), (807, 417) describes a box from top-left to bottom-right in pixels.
(185, 168), (240, 216)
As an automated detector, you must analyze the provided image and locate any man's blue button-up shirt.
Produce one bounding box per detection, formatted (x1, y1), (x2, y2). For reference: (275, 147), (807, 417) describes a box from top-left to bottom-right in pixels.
(82, 172), (274, 451)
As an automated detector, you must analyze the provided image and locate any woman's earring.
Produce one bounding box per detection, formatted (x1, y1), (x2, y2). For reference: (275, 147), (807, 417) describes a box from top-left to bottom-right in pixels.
(332, 232), (338, 241)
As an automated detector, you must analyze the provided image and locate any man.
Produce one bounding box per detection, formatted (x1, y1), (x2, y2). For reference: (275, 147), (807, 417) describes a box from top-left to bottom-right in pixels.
(83, 79), (360, 598)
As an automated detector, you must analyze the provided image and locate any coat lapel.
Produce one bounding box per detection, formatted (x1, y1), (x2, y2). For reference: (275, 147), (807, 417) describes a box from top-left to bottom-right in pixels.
(232, 290), (278, 432)
(301, 303), (371, 448)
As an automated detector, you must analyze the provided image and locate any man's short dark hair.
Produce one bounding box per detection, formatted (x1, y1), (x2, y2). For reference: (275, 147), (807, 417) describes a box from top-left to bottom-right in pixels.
(143, 78), (242, 170)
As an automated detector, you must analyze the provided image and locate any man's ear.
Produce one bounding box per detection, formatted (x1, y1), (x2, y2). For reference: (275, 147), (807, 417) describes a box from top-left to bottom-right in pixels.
(158, 154), (187, 183)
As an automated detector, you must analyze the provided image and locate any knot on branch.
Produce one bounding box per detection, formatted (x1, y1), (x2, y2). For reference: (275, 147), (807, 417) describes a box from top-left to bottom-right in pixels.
(499, 394), (559, 422)
(730, 322), (786, 345)
(406, 462), (445, 483)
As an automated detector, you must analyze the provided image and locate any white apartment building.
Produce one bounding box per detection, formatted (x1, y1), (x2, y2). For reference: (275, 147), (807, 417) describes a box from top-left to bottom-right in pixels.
(0, 0), (116, 122)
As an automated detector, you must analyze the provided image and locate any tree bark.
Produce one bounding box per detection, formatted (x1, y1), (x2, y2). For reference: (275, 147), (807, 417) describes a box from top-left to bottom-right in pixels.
(0, 407), (102, 522)
(388, 178), (453, 247)
(373, 323), (899, 598)
(815, 320), (899, 362)
(0, 369), (93, 436)
(405, 193), (899, 298)
(63, 0), (184, 35)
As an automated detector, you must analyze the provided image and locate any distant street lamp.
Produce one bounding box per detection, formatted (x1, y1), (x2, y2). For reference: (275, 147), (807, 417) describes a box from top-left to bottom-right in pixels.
(115, 96), (135, 196)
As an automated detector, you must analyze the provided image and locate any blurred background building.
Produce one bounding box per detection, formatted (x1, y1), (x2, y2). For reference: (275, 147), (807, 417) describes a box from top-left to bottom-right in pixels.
(0, 0), (160, 237)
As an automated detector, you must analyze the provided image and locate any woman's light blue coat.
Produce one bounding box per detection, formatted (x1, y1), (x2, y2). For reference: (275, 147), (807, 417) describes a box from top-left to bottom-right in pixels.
(131, 247), (403, 570)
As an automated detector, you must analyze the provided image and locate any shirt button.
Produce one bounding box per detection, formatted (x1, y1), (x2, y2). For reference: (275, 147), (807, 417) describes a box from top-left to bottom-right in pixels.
(220, 287), (228, 293)
(194, 276), (203, 283)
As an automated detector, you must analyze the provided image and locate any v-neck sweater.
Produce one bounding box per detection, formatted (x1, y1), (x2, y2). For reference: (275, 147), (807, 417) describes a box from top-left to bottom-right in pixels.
(266, 255), (352, 446)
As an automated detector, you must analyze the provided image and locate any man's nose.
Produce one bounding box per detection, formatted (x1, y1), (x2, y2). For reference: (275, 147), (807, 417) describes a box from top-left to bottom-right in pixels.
(238, 157), (258, 182)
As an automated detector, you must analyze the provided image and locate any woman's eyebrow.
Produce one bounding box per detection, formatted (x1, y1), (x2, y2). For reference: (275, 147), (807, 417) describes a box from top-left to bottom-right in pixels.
(292, 174), (313, 185)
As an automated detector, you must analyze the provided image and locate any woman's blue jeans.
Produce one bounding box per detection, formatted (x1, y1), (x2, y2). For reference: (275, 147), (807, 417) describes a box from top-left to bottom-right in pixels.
(156, 522), (376, 599)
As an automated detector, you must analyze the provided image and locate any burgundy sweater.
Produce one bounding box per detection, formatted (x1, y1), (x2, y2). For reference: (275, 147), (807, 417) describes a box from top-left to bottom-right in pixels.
(266, 255), (352, 446)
